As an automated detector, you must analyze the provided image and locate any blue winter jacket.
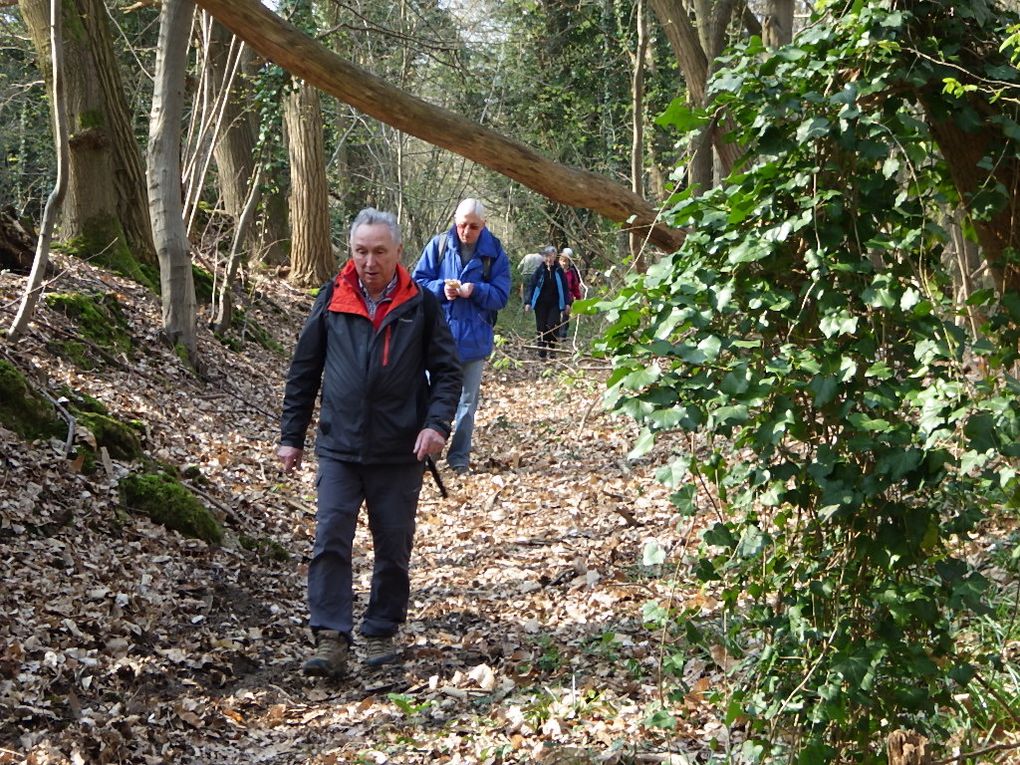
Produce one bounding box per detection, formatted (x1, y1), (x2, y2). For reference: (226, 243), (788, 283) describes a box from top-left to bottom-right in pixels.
(412, 227), (511, 363)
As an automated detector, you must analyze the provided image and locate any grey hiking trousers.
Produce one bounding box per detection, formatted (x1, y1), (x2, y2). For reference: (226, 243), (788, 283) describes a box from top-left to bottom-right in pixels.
(308, 457), (424, 639)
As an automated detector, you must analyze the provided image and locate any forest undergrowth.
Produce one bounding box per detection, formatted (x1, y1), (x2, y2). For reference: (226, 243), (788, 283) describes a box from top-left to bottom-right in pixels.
(0, 256), (723, 765)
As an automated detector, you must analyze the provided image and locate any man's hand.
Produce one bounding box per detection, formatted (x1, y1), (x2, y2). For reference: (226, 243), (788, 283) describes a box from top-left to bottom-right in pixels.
(277, 445), (303, 473)
(444, 279), (474, 300)
(413, 428), (446, 462)
(523, 304), (531, 312)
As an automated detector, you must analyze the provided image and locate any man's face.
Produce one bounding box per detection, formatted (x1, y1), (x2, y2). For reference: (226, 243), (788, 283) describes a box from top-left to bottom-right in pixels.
(544, 251), (556, 266)
(455, 211), (485, 245)
(351, 223), (402, 295)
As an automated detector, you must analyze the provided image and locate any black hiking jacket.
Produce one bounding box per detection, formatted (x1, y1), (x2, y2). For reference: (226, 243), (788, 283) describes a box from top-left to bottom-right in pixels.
(280, 262), (462, 464)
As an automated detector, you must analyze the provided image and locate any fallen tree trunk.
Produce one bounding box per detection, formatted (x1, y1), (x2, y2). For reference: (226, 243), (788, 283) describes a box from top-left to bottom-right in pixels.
(0, 207), (38, 275)
(191, 0), (686, 253)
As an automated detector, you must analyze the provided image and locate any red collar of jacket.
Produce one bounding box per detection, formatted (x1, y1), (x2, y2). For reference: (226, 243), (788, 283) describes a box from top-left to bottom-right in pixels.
(329, 261), (419, 330)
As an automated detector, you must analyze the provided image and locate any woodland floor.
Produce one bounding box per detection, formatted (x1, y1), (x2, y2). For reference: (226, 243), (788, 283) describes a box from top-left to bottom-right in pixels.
(0, 256), (722, 765)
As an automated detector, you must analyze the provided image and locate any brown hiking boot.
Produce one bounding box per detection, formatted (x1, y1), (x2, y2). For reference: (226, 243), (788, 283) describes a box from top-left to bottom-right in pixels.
(363, 634), (400, 667)
(302, 630), (349, 678)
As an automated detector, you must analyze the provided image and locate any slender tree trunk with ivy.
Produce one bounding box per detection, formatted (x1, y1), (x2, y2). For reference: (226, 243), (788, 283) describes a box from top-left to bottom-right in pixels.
(630, 0), (649, 269)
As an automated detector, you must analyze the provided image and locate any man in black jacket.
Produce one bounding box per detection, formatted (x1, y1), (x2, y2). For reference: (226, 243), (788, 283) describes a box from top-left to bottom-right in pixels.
(278, 208), (462, 678)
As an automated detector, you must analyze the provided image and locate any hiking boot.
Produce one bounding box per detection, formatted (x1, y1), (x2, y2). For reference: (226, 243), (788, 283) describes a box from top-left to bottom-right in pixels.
(302, 629), (349, 678)
(363, 634), (400, 667)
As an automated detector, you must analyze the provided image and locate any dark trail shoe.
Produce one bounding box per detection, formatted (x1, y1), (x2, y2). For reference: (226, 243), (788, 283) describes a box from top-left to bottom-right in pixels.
(363, 635), (400, 667)
(303, 630), (349, 678)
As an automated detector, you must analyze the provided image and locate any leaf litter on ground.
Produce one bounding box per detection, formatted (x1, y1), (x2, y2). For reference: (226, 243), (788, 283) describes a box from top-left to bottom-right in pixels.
(0, 256), (721, 765)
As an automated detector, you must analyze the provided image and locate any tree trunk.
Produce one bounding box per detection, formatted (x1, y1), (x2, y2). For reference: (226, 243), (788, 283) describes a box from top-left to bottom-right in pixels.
(887, 730), (931, 765)
(900, 0), (1020, 295)
(147, 0), (199, 363)
(207, 20), (260, 239)
(630, 0), (649, 271)
(0, 208), (38, 274)
(213, 164), (263, 334)
(949, 207), (984, 337)
(257, 189), (290, 267)
(648, 0), (742, 182)
(925, 110), (1020, 295)
(19, 0), (153, 274)
(191, 0), (686, 253)
(762, 0), (795, 48)
(284, 81), (333, 287)
(8, 0), (67, 344)
(77, 0), (156, 267)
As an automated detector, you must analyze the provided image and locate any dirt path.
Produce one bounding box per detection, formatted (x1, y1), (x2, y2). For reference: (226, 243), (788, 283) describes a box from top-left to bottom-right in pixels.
(1, 261), (709, 764)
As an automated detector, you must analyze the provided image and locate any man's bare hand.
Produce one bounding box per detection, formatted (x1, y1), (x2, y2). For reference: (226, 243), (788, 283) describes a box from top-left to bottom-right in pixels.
(444, 279), (474, 300)
(277, 445), (303, 473)
(413, 428), (446, 462)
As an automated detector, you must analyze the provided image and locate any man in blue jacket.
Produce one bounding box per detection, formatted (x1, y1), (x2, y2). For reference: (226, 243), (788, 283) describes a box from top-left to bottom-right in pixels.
(278, 208), (462, 678)
(412, 198), (511, 474)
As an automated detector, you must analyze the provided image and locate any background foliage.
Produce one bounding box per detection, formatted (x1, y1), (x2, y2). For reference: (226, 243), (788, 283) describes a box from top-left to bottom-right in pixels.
(594, 1), (1020, 760)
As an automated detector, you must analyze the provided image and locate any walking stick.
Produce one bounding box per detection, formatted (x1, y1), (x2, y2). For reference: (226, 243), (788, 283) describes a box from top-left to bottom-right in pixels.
(424, 455), (448, 498)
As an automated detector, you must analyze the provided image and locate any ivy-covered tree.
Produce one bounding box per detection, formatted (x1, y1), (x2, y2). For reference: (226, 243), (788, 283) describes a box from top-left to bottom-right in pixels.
(595, 1), (1020, 760)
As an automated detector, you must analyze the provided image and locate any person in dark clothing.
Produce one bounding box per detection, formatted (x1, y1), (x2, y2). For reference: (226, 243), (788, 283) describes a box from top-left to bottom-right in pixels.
(278, 208), (462, 678)
(558, 247), (583, 339)
(524, 245), (568, 360)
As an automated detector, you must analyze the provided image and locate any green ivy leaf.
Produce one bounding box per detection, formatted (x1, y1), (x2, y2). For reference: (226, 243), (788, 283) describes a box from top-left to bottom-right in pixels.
(656, 98), (710, 132)
(704, 522), (738, 549)
(796, 116), (830, 141)
(628, 427), (655, 460)
(819, 310), (858, 338)
(642, 538), (667, 566)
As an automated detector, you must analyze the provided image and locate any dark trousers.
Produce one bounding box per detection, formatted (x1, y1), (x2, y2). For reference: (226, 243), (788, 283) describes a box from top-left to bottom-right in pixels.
(558, 313), (570, 339)
(534, 302), (561, 358)
(308, 458), (424, 638)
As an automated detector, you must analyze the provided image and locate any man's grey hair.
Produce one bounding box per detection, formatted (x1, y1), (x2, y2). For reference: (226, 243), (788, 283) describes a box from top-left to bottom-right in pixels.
(455, 197), (487, 221)
(350, 207), (402, 246)
(541, 245), (557, 255)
